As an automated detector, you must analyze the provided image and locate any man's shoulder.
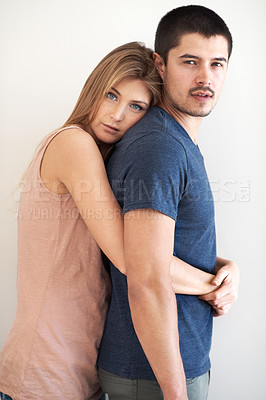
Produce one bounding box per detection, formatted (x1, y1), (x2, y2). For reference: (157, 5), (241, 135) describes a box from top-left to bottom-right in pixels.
(125, 106), (165, 138)
(129, 105), (179, 133)
(120, 106), (187, 152)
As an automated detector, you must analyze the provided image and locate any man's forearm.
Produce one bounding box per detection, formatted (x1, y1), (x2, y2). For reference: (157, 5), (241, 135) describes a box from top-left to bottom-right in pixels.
(170, 256), (217, 295)
(128, 271), (187, 399)
(125, 210), (188, 400)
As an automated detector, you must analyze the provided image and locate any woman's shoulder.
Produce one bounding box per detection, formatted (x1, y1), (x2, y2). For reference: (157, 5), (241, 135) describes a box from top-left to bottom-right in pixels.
(55, 125), (95, 142)
(40, 126), (103, 194)
(49, 125), (100, 156)
(42, 126), (102, 175)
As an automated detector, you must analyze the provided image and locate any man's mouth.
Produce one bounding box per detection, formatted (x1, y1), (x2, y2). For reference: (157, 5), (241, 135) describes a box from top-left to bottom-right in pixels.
(190, 90), (214, 102)
(190, 87), (215, 102)
(193, 92), (211, 97)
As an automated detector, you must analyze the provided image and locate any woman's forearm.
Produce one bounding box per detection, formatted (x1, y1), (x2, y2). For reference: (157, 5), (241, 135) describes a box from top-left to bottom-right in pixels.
(170, 256), (217, 295)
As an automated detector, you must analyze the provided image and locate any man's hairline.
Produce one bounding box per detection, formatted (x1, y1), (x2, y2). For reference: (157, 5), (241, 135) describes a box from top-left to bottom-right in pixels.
(155, 32), (231, 65)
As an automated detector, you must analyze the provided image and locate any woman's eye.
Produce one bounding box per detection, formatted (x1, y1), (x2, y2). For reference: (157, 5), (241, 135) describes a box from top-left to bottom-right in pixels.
(130, 104), (143, 111)
(107, 92), (117, 100)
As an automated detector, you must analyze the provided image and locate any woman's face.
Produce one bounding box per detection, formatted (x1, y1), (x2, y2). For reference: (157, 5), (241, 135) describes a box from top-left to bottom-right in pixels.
(89, 77), (151, 144)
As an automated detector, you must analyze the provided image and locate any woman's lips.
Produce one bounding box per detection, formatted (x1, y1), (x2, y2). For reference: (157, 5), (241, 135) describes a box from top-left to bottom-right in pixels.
(102, 124), (120, 133)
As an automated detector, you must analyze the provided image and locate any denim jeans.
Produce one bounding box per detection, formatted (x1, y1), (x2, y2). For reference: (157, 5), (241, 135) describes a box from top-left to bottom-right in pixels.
(99, 368), (210, 400)
(186, 371), (210, 400)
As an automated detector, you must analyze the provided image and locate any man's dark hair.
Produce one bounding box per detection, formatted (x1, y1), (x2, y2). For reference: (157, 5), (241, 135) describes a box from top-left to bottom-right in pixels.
(155, 5), (233, 63)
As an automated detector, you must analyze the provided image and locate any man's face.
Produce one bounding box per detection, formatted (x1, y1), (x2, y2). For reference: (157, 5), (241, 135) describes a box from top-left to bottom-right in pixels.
(155, 33), (229, 118)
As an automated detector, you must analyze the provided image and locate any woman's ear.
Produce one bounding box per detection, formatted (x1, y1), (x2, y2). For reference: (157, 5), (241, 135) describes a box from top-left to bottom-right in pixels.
(153, 52), (166, 81)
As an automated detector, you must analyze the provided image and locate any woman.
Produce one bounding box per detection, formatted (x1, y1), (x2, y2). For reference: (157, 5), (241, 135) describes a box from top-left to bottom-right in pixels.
(0, 42), (217, 400)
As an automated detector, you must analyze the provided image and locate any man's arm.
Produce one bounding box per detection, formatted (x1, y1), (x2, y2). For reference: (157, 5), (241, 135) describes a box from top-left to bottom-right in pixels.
(199, 257), (239, 316)
(125, 209), (188, 400)
(48, 129), (230, 300)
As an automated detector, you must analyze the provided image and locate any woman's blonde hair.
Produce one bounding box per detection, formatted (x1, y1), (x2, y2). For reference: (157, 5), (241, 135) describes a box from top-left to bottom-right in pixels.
(15, 42), (161, 195)
(63, 42), (162, 130)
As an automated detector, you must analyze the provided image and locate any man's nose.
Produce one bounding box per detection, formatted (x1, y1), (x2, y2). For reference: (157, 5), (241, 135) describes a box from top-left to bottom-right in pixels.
(111, 105), (125, 121)
(196, 65), (212, 86)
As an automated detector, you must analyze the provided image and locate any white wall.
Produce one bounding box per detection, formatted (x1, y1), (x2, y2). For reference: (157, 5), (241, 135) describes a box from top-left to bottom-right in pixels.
(1, 0), (265, 399)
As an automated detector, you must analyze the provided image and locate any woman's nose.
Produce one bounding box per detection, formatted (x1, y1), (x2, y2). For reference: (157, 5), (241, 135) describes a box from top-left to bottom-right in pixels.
(111, 105), (125, 122)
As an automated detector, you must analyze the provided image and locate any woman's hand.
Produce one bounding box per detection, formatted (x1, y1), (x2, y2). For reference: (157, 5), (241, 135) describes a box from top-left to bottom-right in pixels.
(199, 258), (239, 317)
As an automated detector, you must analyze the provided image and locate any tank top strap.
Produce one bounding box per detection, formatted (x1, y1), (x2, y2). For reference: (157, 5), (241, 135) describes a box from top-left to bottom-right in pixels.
(25, 125), (84, 181)
(36, 125), (84, 159)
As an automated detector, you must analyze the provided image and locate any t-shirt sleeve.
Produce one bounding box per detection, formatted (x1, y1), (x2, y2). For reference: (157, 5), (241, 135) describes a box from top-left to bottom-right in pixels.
(121, 132), (187, 221)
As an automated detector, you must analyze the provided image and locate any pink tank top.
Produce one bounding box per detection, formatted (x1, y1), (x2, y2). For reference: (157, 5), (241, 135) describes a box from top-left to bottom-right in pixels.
(0, 127), (111, 400)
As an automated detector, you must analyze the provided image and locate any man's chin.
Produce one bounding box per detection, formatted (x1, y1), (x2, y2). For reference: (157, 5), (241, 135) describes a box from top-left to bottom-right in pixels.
(183, 107), (213, 118)
(173, 103), (214, 118)
(191, 110), (212, 118)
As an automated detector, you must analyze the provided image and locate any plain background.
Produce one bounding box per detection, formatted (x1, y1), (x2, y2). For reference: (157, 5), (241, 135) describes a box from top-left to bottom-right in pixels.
(0, 0), (265, 399)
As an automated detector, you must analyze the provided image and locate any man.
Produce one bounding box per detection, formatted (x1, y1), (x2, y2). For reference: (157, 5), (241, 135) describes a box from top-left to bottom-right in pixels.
(98, 5), (239, 400)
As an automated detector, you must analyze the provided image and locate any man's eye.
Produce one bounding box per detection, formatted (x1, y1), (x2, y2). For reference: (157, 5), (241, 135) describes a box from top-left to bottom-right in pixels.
(130, 104), (143, 111)
(185, 60), (196, 65)
(107, 92), (117, 100)
(212, 62), (223, 68)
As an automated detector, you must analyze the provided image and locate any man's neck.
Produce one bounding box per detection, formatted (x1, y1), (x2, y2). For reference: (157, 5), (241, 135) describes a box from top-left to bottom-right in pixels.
(158, 102), (202, 144)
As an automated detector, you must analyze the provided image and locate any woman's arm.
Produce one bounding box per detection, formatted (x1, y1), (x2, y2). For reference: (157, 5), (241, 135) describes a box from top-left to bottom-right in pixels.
(170, 257), (217, 295)
(41, 128), (127, 273)
(41, 128), (217, 296)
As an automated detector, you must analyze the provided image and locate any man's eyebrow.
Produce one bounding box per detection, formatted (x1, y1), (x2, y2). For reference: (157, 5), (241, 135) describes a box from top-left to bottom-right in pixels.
(180, 54), (200, 59)
(212, 57), (228, 63)
(179, 54), (227, 62)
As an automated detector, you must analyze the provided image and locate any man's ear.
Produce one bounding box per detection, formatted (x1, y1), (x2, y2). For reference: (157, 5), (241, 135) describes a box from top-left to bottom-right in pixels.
(153, 52), (166, 81)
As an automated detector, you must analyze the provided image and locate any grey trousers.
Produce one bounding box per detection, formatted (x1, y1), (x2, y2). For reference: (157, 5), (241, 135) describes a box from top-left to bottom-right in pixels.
(98, 368), (210, 400)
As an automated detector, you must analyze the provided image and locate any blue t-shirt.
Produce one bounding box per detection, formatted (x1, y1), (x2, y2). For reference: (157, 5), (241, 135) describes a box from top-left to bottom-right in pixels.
(98, 106), (216, 380)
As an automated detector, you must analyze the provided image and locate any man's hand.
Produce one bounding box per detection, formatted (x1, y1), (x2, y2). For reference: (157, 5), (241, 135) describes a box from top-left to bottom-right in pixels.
(199, 258), (239, 317)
